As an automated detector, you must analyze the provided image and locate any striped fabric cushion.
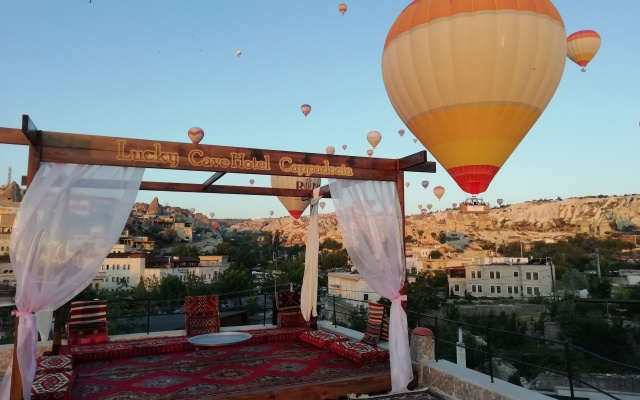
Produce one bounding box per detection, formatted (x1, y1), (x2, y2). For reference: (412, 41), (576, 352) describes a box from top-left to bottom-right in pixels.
(380, 309), (389, 341)
(68, 300), (107, 326)
(367, 302), (384, 325)
(360, 302), (385, 346)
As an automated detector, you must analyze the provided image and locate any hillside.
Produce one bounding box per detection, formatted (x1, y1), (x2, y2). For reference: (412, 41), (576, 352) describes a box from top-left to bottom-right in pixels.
(229, 195), (640, 248)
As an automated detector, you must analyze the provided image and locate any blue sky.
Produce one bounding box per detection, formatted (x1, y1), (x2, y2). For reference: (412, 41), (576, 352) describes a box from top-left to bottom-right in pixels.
(1, 1), (639, 219)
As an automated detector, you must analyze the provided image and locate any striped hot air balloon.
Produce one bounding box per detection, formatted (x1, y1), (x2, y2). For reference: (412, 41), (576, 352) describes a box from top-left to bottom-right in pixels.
(567, 30), (601, 72)
(382, 0), (566, 195)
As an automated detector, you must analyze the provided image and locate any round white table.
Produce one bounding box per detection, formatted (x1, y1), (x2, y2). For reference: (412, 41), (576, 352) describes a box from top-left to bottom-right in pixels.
(187, 332), (252, 347)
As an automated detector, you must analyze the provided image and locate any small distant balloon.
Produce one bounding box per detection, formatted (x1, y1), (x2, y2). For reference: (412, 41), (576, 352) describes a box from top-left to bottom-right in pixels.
(421, 180), (429, 189)
(566, 30), (601, 72)
(398, 129), (405, 137)
(210, 212), (215, 218)
(211, 221), (220, 230)
(269, 210), (274, 216)
(189, 208), (195, 213)
(338, 3), (347, 15)
(188, 127), (204, 145)
(421, 208), (427, 215)
(413, 138), (417, 143)
(452, 203), (458, 209)
(366, 131), (382, 149)
(319, 201), (326, 209)
(326, 146), (335, 155)
(405, 182), (410, 188)
(367, 149), (374, 157)
(418, 204), (423, 209)
(497, 198), (504, 206)
(301, 104), (312, 117)
(342, 144), (347, 151)
(249, 179), (255, 185)
(433, 186), (445, 200)
(236, 50), (242, 57)
(164, 202), (169, 207)
(426, 204), (432, 210)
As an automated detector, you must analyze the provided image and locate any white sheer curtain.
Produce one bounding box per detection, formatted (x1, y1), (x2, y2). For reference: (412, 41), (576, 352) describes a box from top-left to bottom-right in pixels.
(1, 163), (144, 400)
(300, 188), (321, 321)
(328, 179), (412, 393)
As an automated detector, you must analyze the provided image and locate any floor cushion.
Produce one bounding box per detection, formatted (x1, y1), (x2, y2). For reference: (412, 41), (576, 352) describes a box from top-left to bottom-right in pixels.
(36, 355), (73, 374)
(299, 330), (350, 349)
(277, 311), (308, 328)
(31, 370), (76, 400)
(328, 340), (389, 364)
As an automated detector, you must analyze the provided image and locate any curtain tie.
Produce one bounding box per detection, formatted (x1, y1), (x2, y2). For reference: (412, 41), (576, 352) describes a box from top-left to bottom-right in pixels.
(390, 294), (407, 302)
(11, 310), (32, 317)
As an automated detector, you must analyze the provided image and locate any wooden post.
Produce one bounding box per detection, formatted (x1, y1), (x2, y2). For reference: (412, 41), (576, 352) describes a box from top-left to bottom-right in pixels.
(396, 167), (408, 312)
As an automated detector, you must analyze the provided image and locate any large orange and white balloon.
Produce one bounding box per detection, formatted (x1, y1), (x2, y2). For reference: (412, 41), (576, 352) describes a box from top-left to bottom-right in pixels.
(366, 131), (382, 149)
(188, 127), (204, 145)
(338, 3), (347, 15)
(433, 186), (445, 200)
(567, 30), (601, 72)
(301, 104), (312, 117)
(271, 175), (321, 219)
(382, 0), (566, 195)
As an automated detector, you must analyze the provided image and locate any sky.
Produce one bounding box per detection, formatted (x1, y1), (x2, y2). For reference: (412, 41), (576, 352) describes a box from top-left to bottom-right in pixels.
(1, 1), (639, 220)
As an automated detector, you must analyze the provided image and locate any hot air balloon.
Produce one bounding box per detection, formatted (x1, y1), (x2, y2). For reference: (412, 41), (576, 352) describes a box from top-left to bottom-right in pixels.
(452, 203), (458, 209)
(421, 180), (429, 189)
(271, 175), (321, 219)
(426, 204), (432, 210)
(326, 146), (335, 155)
(342, 144), (347, 151)
(249, 179), (255, 185)
(405, 182), (410, 188)
(269, 210), (274, 217)
(567, 30), (601, 72)
(497, 198), (504, 206)
(413, 138), (417, 144)
(210, 212), (215, 218)
(366, 131), (382, 149)
(211, 221), (220, 230)
(382, 0), (566, 196)
(319, 201), (326, 209)
(421, 208), (427, 215)
(189, 208), (195, 213)
(301, 104), (312, 117)
(338, 3), (347, 15)
(236, 50), (242, 57)
(398, 129), (405, 137)
(418, 204), (423, 210)
(433, 186), (445, 200)
(188, 127), (204, 145)
(367, 149), (374, 157)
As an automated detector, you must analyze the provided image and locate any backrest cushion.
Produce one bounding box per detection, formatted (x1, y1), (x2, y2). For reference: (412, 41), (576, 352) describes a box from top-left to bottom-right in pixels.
(276, 292), (301, 312)
(360, 302), (384, 346)
(184, 295), (219, 314)
(68, 300), (107, 326)
(380, 308), (389, 341)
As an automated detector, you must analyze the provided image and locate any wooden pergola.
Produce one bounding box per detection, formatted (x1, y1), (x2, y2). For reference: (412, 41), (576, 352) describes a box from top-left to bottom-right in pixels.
(0, 114), (436, 398)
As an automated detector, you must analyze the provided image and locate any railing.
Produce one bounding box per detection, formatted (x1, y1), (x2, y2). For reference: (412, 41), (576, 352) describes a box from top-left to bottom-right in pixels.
(411, 311), (640, 400)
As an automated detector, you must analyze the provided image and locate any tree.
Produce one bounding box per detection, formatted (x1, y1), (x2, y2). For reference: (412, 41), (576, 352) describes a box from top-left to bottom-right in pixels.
(157, 275), (187, 300)
(171, 244), (200, 257)
(320, 250), (349, 270)
(347, 303), (368, 331)
(213, 267), (253, 294)
(439, 231), (447, 244)
(407, 270), (448, 327)
(429, 250), (443, 259)
(320, 238), (343, 251)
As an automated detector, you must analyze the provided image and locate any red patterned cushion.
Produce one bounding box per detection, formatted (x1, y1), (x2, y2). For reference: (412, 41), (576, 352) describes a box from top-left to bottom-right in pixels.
(66, 323), (108, 345)
(186, 313), (220, 335)
(361, 302), (384, 346)
(36, 355), (73, 374)
(31, 370), (76, 400)
(68, 300), (107, 325)
(299, 330), (350, 348)
(328, 340), (389, 364)
(184, 295), (219, 313)
(380, 310), (389, 342)
(243, 327), (309, 344)
(276, 291), (301, 312)
(277, 311), (308, 328)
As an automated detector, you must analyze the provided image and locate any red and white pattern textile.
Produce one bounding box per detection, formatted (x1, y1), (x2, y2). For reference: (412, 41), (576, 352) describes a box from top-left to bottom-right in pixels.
(36, 355), (73, 374)
(31, 371), (76, 400)
(184, 295), (219, 313)
(328, 340), (389, 364)
(184, 295), (220, 335)
(380, 309), (390, 342)
(361, 302), (384, 346)
(277, 311), (308, 328)
(299, 330), (350, 349)
(66, 300), (108, 345)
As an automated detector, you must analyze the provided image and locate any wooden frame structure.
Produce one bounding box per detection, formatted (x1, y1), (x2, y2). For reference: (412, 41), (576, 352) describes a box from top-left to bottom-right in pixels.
(1, 114), (436, 398)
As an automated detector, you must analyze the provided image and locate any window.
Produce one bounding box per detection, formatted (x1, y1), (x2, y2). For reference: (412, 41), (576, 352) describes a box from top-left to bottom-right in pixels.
(526, 287), (533, 295)
(496, 271), (501, 279)
(471, 271), (476, 279)
(363, 294), (369, 301)
(477, 271), (482, 279)
(478, 285), (483, 293)
(126, 277), (130, 282)
(526, 272), (532, 280)
(534, 287), (540, 295)
(514, 271), (519, 278)
(507, 286), (513, 294)
(454, 284), (460, 292)
(471, 285), (477, 293)
(106, 265), (109, 270)
(514, 286), (519, 294)
(490, 286), (495, 293)
(490, 271), (495, 279)
(112, 277), (115, 282)
(533, 272), (539, 280)
(496, 286), (502, 294)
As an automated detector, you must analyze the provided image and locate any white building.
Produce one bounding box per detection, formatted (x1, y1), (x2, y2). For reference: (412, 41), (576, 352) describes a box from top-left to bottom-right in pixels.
(327, 271), (381, 306)
(96, 253), (146, 290)
(447, 257), (555, 298)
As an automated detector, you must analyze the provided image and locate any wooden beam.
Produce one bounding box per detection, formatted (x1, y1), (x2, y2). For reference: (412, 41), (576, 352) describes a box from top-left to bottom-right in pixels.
(398, 150), (437, 173)
(0, 128), (30, 145)
(140, 181), (326, 198)
(201, 172), (226, 189)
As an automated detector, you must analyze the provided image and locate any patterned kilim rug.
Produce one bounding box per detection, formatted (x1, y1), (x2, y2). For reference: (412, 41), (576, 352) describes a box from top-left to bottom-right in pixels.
(72, 339), (390, 399)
